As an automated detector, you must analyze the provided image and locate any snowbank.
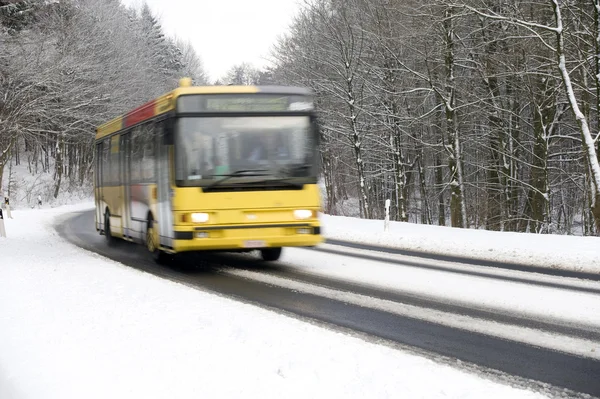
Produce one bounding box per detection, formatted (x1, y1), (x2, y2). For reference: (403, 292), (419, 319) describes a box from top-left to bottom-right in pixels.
(322, 214), (600, 274)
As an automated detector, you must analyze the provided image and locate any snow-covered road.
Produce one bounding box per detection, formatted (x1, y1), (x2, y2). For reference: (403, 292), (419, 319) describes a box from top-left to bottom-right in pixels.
(274, 244), (600, 345)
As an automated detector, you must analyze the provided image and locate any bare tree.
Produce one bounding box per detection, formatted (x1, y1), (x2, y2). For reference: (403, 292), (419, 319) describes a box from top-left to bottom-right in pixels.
(267, 0), (600, 236)
(462, 1), (600, 233)
(174, 37), (208, 85)
(221, 62), (261, 85)
(0, 0), (208, 201)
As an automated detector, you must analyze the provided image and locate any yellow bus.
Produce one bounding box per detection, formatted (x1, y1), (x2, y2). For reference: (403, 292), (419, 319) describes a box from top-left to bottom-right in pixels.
(94, 78), (323, 263)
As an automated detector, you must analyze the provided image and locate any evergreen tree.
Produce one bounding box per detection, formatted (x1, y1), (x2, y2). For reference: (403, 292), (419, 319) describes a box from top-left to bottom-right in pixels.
(139, 2), (183, 77)
(0, 0), (207, 199)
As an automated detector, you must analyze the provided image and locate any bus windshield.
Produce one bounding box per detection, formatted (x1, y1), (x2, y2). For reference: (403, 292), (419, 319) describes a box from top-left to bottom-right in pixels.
(175, 116), (317, 187)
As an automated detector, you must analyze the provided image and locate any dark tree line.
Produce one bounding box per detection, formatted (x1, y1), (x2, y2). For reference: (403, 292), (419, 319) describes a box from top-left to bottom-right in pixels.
(268, 0), (600, 236)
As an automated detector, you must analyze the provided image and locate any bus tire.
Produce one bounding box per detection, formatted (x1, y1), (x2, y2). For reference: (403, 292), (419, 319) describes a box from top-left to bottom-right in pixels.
(146, 217), (169, 264)
(260, 247), (282, 261)
(105, 211), (116, 247)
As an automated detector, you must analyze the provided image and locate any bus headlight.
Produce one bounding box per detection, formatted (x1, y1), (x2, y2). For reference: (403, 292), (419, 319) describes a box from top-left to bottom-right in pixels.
(293, 209), (313, 220)
(191, 213), (210, 223)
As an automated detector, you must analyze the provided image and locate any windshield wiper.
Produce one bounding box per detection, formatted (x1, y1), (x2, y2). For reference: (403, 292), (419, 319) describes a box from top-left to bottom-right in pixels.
(247, 178), (304, 188)
(277, 163), (312, 177)
(203, 169), (270, 191)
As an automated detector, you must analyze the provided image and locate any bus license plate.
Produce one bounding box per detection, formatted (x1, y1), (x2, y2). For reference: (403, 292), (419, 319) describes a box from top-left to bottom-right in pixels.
(244, 240), (266, 248)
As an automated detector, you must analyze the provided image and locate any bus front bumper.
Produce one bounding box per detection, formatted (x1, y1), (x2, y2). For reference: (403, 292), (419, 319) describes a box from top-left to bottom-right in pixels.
(170, 223), (323, 252)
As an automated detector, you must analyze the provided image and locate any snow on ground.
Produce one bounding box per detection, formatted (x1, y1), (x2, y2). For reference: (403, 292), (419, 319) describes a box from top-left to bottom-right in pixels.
(1, 158), (92, 209)
(322, 214), (600, 274)
(0, 204), (548, 399)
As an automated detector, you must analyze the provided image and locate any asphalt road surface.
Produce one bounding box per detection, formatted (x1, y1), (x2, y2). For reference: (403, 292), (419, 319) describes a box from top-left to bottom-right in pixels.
(57, 210), (600, 398)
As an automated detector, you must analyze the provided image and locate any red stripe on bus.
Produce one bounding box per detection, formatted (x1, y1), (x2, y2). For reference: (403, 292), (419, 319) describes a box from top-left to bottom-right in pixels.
(124, 100), (157, 127)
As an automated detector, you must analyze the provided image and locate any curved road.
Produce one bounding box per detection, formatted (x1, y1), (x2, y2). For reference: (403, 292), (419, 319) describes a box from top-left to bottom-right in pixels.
(57, 210), (600, 398)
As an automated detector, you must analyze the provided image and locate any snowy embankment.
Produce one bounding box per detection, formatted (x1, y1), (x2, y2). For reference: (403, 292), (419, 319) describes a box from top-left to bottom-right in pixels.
(0, 204), (547, 399)
(1, 160), (92, 209)
(322, 214), (600, 274)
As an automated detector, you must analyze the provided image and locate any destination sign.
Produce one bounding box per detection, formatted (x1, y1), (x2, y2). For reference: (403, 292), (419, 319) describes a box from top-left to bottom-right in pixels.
(177, 94), (314, 113)
(206, 96), (288, 112)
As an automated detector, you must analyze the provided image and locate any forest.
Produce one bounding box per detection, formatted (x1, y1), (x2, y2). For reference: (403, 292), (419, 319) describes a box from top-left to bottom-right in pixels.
(1, 0), (600, 236)
(268, 0), (600, 236)
(0, 0), (205, 201)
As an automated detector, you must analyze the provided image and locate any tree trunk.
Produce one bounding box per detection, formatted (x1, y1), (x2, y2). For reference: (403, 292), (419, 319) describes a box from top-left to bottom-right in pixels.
(347, 74), (370, 219)
(321, 128), (336, 214)
(0, 138), (15, 194)
(435, 150), (445, 226)
(506, 78), (521, 232)
(480, 14), (506, 231)
(53, 134), (64, 199)
(418, 155), (432, 224)
(14, 137), (20, 166)
(443, 7), (467, 228)
(530, 108), (550, 233)
(487, 132), (503, 230)
(391, 131), (408, 222)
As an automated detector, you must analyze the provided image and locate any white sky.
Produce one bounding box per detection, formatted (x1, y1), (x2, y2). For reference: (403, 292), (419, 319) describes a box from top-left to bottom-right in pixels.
(120, 0), (302, 82)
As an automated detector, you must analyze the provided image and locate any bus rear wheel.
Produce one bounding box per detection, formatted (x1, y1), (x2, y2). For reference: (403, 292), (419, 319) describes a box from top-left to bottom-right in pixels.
(260, 247), (282, 261)
(146, 218), (169, 264)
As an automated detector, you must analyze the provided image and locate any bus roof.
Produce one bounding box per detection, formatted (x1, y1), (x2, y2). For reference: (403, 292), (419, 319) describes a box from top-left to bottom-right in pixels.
(95, 82), (313, 141)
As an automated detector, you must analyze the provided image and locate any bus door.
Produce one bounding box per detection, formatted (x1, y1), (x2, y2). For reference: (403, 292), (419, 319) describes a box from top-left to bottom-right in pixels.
(95, 141), (104, 232)
(120, 133), (132, 240)
(156, 121), (174, 249)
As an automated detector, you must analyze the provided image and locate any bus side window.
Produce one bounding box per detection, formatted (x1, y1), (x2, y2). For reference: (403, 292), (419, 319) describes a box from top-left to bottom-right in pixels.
(131, 127), (142, 183)
(96, 142), (102, 187)
(101, 139), (110, 186)
(141, 123), (155, 182)
(110, 135), (120, 185)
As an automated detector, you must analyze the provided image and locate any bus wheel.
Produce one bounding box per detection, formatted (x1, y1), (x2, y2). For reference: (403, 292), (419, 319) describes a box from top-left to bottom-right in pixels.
(260, 247), (282, 261)
(105, 211), (116, 247)
(146, 218), (169, 264)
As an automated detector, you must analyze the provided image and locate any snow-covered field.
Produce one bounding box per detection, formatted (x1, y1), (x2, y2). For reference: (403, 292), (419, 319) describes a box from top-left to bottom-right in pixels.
(1, 160), (92, 209)
(0, 204), (551, 399)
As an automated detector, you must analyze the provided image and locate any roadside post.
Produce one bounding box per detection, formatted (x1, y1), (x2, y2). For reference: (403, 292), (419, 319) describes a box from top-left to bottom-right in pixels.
(0, 208), (6, 237)
(4, 197), (12, 219)
(384, 199), (390, 232)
